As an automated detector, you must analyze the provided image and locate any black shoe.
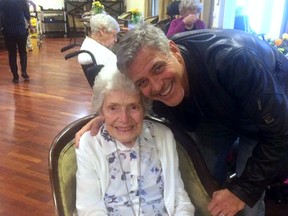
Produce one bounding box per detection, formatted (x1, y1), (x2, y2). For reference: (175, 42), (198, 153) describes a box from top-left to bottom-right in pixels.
(22, 73), (30, 81)
(12, 78), (19, 84)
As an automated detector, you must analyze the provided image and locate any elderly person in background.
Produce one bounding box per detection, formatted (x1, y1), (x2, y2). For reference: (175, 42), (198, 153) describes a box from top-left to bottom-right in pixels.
(166, 0), (205, 37)
(78, 14), (120, 67)
(75, 65), (195, 215)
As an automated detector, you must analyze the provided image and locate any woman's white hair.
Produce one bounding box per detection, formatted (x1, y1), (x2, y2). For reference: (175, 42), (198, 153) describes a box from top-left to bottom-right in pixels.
(89, 14), (120, 33)
(179, 0), (203, 15)
(92, 65), (151, 114)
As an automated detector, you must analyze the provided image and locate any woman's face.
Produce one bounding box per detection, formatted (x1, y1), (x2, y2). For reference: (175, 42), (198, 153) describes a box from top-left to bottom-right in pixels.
(101, 90), (144, 147)
(103, 29), (118, 49)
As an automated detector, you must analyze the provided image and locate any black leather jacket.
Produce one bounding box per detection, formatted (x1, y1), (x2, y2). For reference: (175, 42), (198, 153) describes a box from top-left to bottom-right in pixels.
(153, 29), (288, 207)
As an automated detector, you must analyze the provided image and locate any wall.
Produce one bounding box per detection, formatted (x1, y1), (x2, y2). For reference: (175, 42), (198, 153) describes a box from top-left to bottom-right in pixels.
(30, 0), (64, 10)
(126, 0), (144, 13)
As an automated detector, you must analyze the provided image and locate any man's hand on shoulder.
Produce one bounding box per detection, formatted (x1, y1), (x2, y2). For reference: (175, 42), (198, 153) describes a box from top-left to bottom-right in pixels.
(75, 116), (104, 148)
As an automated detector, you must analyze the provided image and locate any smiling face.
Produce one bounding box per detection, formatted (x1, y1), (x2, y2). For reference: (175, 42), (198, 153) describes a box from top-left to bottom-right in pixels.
(126, 41), (189, 107)
(101, 90), (144, 147)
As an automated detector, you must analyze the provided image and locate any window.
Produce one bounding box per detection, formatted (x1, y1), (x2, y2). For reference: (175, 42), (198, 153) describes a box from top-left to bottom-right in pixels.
(236, 0), (285, 38)
(151, 0), (159, 16)
(212, 0), (285, 39)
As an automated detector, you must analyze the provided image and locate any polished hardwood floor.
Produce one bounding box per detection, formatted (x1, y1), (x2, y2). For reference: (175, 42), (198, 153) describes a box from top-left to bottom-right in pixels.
(0, 37), (92, 215)
(0, 37), (287, 215)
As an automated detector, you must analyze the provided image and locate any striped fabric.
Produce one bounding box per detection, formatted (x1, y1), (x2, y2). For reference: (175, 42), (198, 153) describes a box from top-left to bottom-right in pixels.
(0, 0), (30, 36)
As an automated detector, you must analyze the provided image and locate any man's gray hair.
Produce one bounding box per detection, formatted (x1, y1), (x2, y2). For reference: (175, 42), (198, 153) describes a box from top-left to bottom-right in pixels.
(90, 14), (120, 33)
(116, 23), (170, 74)
(179, 0), (203, 15)
(92, 65), (151, 114)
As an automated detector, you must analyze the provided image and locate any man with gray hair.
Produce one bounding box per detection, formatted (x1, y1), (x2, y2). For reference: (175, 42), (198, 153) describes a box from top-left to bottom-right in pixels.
(113, 23), (288, 216)
(78, 13), (120, 67)
(76, 22), (288, 215)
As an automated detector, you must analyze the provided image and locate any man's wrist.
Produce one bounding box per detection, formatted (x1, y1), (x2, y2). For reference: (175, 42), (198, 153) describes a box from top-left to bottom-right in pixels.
(226, 179), (261, 208)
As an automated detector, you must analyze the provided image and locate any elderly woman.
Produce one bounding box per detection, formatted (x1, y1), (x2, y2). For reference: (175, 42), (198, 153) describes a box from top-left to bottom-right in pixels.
(75, 66), (195, 215)
(78, 14), (120, 66)
(166, 0), (205, 37)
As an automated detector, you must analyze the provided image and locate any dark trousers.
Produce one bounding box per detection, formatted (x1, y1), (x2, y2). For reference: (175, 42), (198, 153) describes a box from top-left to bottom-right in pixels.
(4, 34), (28, 79)
(189, 119), (265, 216)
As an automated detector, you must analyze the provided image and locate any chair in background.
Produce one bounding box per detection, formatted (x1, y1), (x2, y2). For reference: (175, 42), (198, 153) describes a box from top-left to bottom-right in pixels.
(66, 12), (86, 44)
(49, 115), (219, 216)
(117, 11), (132, 32)
(64, 49), (103, 88)
(60, 43), (103, 88)
(155, 18), (171, 34)
(117, 11), (132, 21)
(144, 15), (159, 25)
(80, 12), (92, 36)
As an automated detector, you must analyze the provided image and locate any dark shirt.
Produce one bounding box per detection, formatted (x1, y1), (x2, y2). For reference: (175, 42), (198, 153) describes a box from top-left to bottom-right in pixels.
(0, 0), (30, 36)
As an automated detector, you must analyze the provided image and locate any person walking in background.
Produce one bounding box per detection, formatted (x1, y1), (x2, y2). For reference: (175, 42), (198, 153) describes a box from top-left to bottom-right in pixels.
(0, 0), (30, 83)
(166, 0), (205, 37)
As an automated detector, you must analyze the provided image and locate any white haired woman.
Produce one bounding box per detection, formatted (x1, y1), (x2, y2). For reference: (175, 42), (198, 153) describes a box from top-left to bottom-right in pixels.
(78, 14), (120, 66)
(166, 0), (205, 37)
(75, 66), (195, 215)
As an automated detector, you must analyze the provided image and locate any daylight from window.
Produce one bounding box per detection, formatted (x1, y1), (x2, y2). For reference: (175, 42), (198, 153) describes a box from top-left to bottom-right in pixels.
(237, 0), (285, 38)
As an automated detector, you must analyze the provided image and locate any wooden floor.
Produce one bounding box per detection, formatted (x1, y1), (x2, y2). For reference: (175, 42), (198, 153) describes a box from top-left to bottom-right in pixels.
(0, 37), (92, 216)
(0, 37), (287, 215)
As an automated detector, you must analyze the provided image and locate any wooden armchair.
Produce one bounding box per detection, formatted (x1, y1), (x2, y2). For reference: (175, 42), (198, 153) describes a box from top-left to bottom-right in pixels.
(49, 115), (219, 216)
(144, 15), (159, 25)
(49, 115), (93, 216)
(60, 44), (103, 89)
(66, 12), (86, 44)
(64, 50), (103, 88)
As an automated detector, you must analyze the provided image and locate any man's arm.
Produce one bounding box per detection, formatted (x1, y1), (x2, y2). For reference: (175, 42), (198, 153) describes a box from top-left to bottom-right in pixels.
(208, 189), (245, 216)
(75, 116), (104, 147)
(211, 48), (288, 212)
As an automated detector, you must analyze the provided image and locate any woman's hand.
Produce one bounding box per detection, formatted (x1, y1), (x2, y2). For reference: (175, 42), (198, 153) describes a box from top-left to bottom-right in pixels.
(75, 116), (104, 148)
(183, 14), (197, 29)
